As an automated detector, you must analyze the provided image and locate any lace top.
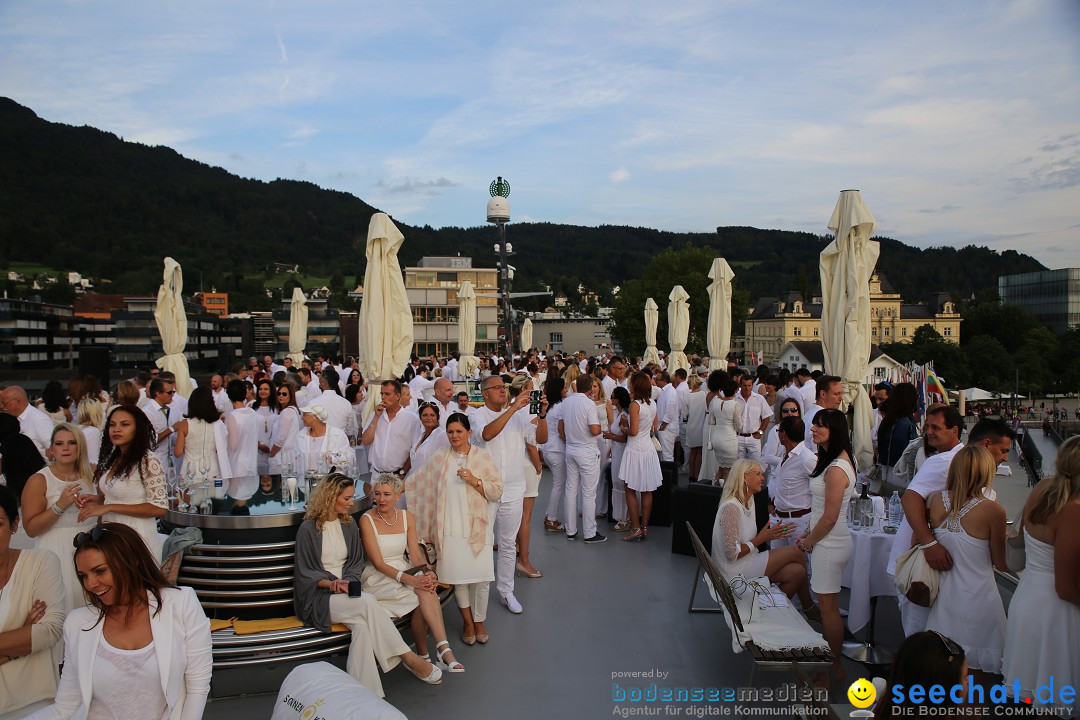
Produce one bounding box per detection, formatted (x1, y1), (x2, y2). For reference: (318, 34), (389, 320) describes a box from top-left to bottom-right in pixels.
(937, 491), (983, 533)
(101, 453), (168, 510)
(718, 498), (758, 562)
(87, 638), (167, 720)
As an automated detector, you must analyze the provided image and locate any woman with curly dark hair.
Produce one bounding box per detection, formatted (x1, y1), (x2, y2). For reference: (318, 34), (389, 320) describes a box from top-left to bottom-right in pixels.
(34, 380), (72, 424)
(76, 406), (168, 561)
(251, 379), (280, 480)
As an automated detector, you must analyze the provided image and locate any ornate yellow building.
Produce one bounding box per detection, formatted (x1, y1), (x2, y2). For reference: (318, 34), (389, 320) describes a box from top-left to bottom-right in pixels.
(744, 274), (961, 363)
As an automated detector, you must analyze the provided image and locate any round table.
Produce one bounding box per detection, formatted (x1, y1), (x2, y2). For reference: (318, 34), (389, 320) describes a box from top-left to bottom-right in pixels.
(840, 525), (897, 665)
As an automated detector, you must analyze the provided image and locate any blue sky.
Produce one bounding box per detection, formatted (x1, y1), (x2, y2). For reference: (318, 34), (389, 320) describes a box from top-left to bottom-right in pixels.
(2, 0), (1078, 268)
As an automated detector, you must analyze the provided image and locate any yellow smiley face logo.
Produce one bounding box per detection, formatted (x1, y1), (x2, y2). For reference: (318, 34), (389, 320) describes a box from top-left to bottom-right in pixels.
(848, 678), (877, 709)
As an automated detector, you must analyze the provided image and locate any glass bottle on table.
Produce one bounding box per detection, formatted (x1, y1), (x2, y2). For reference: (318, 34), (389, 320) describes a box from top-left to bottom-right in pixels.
(856, 481), (873, 532)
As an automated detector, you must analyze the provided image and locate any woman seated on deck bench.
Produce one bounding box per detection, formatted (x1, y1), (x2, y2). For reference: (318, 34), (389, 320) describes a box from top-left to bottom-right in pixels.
(711, 459), (820, 621)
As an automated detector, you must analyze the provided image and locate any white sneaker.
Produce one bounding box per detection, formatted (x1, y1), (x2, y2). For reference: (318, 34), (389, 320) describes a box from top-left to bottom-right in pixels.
(501, 593), (523, 614)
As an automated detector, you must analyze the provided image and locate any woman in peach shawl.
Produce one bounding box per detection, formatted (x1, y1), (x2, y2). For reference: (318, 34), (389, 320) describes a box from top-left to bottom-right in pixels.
(408, 412), (503, 646)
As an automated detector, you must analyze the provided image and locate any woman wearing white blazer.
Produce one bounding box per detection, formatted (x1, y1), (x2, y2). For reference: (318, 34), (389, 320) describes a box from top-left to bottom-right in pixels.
(27, 522), (212, 720)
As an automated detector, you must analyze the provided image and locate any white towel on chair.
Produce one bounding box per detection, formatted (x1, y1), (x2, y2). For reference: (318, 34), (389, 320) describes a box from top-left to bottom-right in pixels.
(710, 575), (829, 654)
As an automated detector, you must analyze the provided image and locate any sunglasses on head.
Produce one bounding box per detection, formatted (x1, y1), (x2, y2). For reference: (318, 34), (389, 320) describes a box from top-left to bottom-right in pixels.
(73, 526), (107, 548)
(931, 631), (961, 661)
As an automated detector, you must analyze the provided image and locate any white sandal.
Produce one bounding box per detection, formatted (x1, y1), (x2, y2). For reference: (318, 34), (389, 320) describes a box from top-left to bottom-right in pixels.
(434, 640), (465, 673)
(405, 655), (443, 685)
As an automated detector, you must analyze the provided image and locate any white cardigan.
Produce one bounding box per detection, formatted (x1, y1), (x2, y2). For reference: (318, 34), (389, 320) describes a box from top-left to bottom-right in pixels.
(27, 586), (211, 720)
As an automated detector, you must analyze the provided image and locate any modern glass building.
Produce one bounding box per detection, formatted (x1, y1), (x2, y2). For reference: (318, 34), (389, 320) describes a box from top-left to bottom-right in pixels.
(998, 268), (1080, 335)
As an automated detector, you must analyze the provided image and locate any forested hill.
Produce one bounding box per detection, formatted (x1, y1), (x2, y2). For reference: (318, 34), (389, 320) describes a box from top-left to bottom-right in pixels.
(0, 97), (1045, 311)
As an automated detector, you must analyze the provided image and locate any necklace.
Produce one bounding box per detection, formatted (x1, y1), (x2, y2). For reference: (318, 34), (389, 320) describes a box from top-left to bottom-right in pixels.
(376, 507), (399, 527)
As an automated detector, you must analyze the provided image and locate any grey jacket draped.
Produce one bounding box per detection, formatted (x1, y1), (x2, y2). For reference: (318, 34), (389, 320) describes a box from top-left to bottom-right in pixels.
(293, 518), (365, 632)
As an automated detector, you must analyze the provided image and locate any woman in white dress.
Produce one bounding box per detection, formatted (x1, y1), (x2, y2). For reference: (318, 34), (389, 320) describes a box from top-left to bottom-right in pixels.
(1003, 436), (1080, 709)
(924, 445), (1009, 681)
(76, 397), (104, 466)
(251, 379), (279, 481)
(796, 408), (857, 682)
(408, 413), (503, 646)
(618, 372), (662, 543)
(711, 459), (818, 614)
(173, 386), (231, 493)
(360, 473), (462, 672)
(604, 387), (631, 532)
(19, 423), (97, 614)
(269, 382), (302, 478)
(76, 406), (168, 561)
(706, 372), (741, 484)
(683, 374), (707, 483)
(296, 405), (351, 479)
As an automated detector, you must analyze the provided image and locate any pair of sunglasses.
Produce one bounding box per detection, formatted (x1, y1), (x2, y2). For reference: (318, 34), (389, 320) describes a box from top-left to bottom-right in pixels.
(72, 526), (107, 548)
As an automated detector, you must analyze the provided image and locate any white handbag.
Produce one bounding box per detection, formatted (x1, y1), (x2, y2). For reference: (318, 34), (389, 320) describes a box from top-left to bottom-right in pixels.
(893, 544), (940, 607)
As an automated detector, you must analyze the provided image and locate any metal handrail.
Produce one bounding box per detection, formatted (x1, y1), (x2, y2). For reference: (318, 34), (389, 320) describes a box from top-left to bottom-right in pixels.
(191, 541), (296, 552)
(179, 575), (293, 587)
(212, 640), (353, 669)
(181, 563), (294, 576)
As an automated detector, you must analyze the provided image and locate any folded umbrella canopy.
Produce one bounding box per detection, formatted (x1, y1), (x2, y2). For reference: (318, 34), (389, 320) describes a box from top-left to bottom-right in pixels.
(520, 318), (533, 355)
(458, 280), (480, 379)
(820, 189), (880, 472)
(358, 213), (414, 423)
(154, 257), (192, 398)
(707, 258), (735, 371)
(667, 285), (690, 375)
(642, 298), (661, 368)
(287, 287), (308, 365)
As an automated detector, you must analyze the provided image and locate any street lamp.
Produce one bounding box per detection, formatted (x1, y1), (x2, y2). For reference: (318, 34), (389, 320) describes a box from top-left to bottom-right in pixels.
(488, 177), (513, 359)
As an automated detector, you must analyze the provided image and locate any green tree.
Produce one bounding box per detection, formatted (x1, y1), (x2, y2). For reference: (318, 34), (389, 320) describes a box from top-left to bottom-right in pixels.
(963, 335), (1012, 392)
(960, 301), (1039, 353)
(1014, 327), (1059, 396)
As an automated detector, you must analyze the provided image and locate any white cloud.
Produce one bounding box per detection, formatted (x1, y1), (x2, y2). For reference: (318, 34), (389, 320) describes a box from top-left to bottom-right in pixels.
(610, 167), (630, 183)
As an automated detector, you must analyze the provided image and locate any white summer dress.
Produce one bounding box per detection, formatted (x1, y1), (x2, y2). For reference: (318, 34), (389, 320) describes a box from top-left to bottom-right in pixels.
(925, 493), (1006, 673)
(807, 457), (856, 594)
(618, 400), (662, 492)
(101, 454), (169, 562)
(34, 466), (96, 613)
(707, 396), (741, 470)
(359, 513), (420, 619)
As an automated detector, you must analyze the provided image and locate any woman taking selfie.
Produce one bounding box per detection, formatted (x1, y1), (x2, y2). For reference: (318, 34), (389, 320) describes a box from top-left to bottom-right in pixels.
(29, 522), (211, 719)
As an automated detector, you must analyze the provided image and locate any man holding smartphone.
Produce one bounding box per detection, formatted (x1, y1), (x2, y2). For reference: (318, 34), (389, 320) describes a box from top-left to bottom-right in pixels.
(559, 375), (605, 544)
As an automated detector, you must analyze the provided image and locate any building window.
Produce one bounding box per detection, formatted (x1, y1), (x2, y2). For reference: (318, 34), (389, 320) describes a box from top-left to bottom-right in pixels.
(550, 333), (563, 344)
(884, 328), (890, 337)
(902, 327), (908, 337)
(944, 327), (952, 337)
(812, 327), (818, 337)
(872, 328), (877, 336)
(875, 367), (886, 378)
(793, 327), (802, 337)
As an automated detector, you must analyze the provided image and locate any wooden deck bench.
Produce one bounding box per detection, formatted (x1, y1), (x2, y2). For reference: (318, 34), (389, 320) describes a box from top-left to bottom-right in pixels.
(685, 521), (834, 692)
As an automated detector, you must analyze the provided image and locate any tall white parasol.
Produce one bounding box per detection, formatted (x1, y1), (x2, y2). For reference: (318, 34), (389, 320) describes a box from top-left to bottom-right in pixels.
(154, 257), (192, 398)
(287, 287), (308, 365)
(821, 189), (880, 472)
(642, 297), (661, 367)
(520, 318), (533, 354)
(707, 258), (735, 371)
(667, 285), (691, 374)
(358, 213), (414, 423)
(458, 280), (480, 379)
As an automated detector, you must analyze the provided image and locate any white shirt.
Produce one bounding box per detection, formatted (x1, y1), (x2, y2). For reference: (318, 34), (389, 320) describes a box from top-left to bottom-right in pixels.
(139, 397), (178, 468)
(886, 442), (964, 576)
(408, 375), (436, 401)
(736, 391), (772, 435)
(435, 400), (456, 429)
(470, 405), (532, 504)
(560, 392), (600, 454)
(803, 404), (824, 448)
(211, 389), (231, 416)
(269, 362), (286, 377)
(225, 406), (259, 478)
(167, 392), (188, 419)
(771, 442), (816, 512)
(363, 408), (420, 472)
(315, 389), (353, 431)
(657, 384), (680, 434)
(797, 380), (816, 416)
(15, 404), (52, 456)
(444, 358), (459, 382)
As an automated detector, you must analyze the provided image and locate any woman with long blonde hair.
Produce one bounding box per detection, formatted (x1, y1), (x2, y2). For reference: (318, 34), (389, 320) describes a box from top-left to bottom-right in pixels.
(77, 396), (104, 466)
(20, 423), (98, 613)
(1003, 436), (1080, 709)
(924, 445), (1008, 683)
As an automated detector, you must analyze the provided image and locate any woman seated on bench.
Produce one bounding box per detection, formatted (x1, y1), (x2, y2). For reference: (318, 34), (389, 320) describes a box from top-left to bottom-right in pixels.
(712, 459), (820, 620)
(294, 473), (443, 697)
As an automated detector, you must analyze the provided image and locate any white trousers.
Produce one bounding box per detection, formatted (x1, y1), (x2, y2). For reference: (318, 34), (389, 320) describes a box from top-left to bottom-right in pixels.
(658, 428), (677, 462)
(610, 448), (628, 522)
(593, 460), (611, 516)
(768, 512), (811, 549)
(328, 593), (411, 698)
(494, 499), (523, 598)
(565, 449), (601, 538)
(897, 591), (930, 637)
(544, 451), (566, 522)
(737, 436), (762, 463)
(454, 582), (491, 622)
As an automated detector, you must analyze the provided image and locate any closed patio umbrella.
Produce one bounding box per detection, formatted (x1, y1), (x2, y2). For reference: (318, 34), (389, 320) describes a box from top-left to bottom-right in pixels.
(667, 286), (690, 374)
(154, 257), (192, 398)
(707, 258), (735, 371)
(287, 287), (308, 365)
(458, 280), (480, 379)
(642, 298), (661, 367)
(358, 213), (414, 423)
(520, 318), (533, 354)
(820, 189), (880, 472)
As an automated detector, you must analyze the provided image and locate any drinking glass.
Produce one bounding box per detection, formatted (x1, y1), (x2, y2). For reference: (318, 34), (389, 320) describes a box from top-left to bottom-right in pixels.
(286, 475), (298, 510)
(862, 510), (877, 533)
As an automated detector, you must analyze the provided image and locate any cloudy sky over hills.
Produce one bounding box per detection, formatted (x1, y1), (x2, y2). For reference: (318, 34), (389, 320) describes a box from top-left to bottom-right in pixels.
(2, 0), (1078, 266)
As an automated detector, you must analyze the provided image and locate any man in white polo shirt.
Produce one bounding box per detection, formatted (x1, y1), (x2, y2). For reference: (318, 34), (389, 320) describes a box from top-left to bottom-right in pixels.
(653, 371), (680, 463)
(735, 375), (772, 463)
(768, 416), (816, 549)
(360, 380), (421, 495)
(559, 374), (604, 544)
(471, 375), (549, 614)
(432, 378), (456, 428)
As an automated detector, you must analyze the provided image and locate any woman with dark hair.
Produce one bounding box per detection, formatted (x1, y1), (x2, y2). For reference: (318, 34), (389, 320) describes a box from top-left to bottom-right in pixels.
(294, 474), (441, 695)
(409, 413), (503, 646)
(876, 382), (919, 496)
(252, 379), (280, 481)
(173, 386), (231, 490)
(541, 375), (569, 533)
(35, 380), (72, 424)
(269, 381), (302, 478)
(604, 386), (632, 532)
(619, 371), (663, 542)
(30, 522), (212, 719)
(77, 406), (168, 561)
(0, 414), (46, 502)
(797, 408), (857, 682)
(705, 371), (741, 483)
(762, 397), (801, 478)
(874, 631), (968, 719)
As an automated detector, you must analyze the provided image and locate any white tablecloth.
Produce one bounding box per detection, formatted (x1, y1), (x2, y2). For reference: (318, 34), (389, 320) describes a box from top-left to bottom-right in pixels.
(840, 527), (896, 633)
